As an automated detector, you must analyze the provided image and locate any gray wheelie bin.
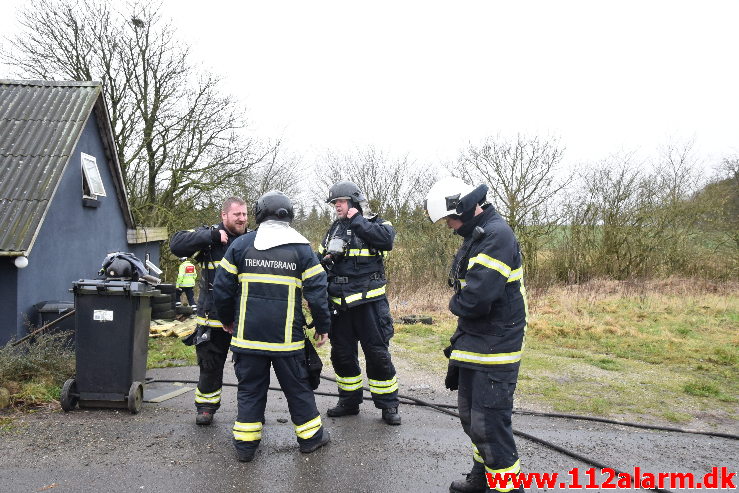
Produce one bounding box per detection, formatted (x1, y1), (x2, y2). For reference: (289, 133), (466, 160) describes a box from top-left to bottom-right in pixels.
(60, 279), (157, 414)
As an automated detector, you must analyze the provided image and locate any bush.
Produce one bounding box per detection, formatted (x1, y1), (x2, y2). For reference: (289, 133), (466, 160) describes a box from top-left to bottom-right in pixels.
(0, 331), (75, 407)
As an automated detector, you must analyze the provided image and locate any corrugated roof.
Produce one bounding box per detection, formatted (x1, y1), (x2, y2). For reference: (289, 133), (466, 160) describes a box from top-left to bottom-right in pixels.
(0, 79), (133, 255)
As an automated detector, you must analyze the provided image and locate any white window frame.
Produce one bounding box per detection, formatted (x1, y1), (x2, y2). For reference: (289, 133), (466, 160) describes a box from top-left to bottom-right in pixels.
(81, 152), (107, 198)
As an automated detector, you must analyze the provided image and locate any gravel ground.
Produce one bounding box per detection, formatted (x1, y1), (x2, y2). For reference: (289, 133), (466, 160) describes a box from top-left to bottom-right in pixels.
(1, 356), (736, 493)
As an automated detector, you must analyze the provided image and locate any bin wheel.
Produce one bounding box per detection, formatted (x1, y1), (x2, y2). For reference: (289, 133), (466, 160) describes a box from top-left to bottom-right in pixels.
(128, 381), (144, 414)
(60, 378), (78, 412)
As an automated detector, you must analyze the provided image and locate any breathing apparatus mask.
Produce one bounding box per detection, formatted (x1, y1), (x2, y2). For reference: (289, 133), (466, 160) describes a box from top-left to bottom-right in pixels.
(320, 237), (348, 269)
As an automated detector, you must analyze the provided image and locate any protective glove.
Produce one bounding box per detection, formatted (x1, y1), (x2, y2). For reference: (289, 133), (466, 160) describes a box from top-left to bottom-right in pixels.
(196, 330), (220, 371)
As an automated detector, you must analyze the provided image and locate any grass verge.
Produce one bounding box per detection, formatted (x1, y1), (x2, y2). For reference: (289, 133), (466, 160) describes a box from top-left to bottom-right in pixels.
(147, 336), (196, 368)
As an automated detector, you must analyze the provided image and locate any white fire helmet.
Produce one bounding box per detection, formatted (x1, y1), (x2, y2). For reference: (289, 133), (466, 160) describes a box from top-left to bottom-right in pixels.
(424, 177), (475, 223)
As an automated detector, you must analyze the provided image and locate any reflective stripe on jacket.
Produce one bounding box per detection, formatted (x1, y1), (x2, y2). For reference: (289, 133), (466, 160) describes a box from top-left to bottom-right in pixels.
(213, 230), (331, 357)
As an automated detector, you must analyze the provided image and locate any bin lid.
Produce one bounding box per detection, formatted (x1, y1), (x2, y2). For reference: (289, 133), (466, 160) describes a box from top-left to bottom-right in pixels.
(34, 301), (75, 313)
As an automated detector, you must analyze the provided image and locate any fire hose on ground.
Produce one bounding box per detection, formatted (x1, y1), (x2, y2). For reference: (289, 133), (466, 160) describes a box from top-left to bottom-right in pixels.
(148, 374), (738, 493)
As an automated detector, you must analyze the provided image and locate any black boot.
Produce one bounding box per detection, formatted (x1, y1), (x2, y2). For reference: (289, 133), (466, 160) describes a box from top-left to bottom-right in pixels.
(381, 407), (401, 425)
(327, 402), (360, 417)
(449, 462), (487, 493)
(195, 410), (214, 426)
(299, 429), (331, 453)
(236, 447), (256, 462)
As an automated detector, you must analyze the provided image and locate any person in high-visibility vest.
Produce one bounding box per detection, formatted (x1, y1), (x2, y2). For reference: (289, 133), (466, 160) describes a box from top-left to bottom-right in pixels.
(176, 257), (198, 306)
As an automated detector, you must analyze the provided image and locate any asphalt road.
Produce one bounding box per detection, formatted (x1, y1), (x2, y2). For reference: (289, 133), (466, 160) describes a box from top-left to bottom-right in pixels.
(0, 366), (736, 493)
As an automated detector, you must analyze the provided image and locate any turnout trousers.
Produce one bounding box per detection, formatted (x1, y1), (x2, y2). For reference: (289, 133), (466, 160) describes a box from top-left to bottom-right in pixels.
(194, 326), (232, 412)
(329, 298), (399, 409)
(179, 287), (195, 306)
(232, 352), (325, 453)
(458, 366), (521, 491)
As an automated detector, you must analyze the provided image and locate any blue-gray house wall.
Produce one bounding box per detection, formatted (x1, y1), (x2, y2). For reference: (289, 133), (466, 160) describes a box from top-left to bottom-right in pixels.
(0, 111), (160, 345)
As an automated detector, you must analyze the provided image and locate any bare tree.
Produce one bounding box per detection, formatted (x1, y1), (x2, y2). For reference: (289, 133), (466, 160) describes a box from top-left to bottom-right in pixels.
(457, 135), (571, 277)
(559, 144), (704, 280)
(311, 147), (434, 216)
(5, 0), (267, 225)
(221, 139), (305, 209)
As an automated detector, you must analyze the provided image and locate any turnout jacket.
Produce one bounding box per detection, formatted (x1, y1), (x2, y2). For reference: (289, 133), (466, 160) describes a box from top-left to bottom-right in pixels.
(212, 230), (331, 357)
(448, 205), (528, 374)
(318, 214), (395, 308)
(170, 223), (243, 327)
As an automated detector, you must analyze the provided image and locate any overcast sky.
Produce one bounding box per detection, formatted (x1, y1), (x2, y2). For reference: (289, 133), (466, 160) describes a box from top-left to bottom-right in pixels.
(2, 0), (738, 171)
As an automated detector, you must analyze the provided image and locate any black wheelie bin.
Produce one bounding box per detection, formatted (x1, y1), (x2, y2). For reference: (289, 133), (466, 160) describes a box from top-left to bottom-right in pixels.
(60, 279), (157, 414)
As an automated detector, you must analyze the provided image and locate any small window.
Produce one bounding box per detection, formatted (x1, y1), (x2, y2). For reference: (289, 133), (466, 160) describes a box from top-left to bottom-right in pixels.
(81, 152), (107, 198)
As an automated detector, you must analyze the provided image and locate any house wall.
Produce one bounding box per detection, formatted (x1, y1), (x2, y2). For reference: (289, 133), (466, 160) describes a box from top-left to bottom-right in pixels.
(5, 111), (160, 344)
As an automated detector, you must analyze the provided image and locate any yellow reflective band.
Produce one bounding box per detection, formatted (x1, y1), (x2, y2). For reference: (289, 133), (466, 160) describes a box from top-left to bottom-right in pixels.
(521, 280), (529, 319)
(336, 374), (363, 391)
(220, 258), (238, 274)
(459, 278), (467, 288)
(231, 338), (305, 352)
(507, 267), (523, 283)
(206, 261), (221, 270)
(233, 421), (263, 442)
(335, 374), (362, 384)
(195, 317), (223, 328)
(195, 388), (222, 398)
(368, 376), (398, 394)
(337, 382), (363, 391)
(195, 387), (222, 404)
(330, 285), (386, 306)
(486, 459), (521, 475)
(472, 443), (484, 463)
(295, 415), (322, 439)
(301, 264), (324, 280)
(450, 349), (522, 365)
(318, 245), (326, 254)
(346, 248), (378, 257)
(237, 280), (248, 340)
(468, 254), (511, 278)
(486, 459), (521, 492)
(285, 280), (295, 345)
(238, 273), (302, 288)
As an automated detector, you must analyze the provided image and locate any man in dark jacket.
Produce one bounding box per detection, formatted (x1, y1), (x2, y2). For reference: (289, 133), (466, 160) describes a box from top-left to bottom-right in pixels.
(318, 181), (401, 425)
(213, 190), (332, 462)
(170, 196), (247, 425)
(425, 177), (527, 493)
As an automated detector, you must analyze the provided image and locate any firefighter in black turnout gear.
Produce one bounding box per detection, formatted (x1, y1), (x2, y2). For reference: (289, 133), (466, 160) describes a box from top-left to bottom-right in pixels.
(213, 191), (332, 462)
(425, 177), (527, 493)
(319, 181), (401, 425)
(170, 197), (248, 426)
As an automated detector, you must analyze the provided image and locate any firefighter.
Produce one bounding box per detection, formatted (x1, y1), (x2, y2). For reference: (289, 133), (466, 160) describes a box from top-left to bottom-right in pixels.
(319, 181), (401, 425)
(213, 190), (332, 462)
(170, 197), (248, 426)
(175, 257), (197, 306)
(425, 177), (527, 493)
